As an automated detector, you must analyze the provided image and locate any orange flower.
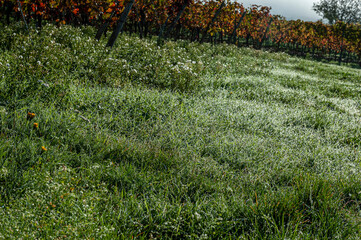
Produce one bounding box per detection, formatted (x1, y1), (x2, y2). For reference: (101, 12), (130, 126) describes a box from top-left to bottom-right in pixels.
(41, 146), (47, 151)
(27, 112), (36, 120)
(33, 123), (39, 129)
(72, 8), (79, 15)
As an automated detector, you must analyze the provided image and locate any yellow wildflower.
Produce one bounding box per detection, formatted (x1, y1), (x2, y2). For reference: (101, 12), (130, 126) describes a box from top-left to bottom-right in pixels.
(27, 112), (36, 120)
(33, 123), (39, 129)
(41, 146), (47, 151)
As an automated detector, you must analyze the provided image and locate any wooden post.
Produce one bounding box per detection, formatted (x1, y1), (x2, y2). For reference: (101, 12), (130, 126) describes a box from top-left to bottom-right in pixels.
(140, 9), (148, 38)
(338, 26), (345, 65)
(200, 1), (225, 43)
(133, 4), (143, 38)
(106, 0), (135, 48)
(17, 0), (29, 32)
(5, 1), (14, 25)
(229, 11), (247, 44)
(158, 14), (171, 45)
(259, 17), (273, 48)
(36, 14), (42, 30)
(158, 0), (190, 44)
(164, 0), (190, 39)
(96, 1), (120, 40)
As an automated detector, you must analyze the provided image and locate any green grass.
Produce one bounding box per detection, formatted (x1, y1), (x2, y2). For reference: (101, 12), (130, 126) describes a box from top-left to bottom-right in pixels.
(1, 22), (361, 239)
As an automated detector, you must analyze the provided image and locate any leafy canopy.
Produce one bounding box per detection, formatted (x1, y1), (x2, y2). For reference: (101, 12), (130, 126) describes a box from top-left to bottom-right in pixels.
(313, 0), (361, 24)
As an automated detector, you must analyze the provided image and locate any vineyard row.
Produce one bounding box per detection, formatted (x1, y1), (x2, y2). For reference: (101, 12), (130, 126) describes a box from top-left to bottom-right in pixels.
(1, 0), (361, 65)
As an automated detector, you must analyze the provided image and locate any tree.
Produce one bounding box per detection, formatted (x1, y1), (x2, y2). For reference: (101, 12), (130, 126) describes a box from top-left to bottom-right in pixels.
(313, 0), (361, 24)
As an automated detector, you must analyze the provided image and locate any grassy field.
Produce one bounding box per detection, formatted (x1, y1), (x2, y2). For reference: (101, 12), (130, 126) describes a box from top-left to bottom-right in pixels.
(1, 22), (361, 239)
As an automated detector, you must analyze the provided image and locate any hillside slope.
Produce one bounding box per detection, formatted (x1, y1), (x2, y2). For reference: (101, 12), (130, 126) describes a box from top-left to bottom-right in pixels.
(1, 23), (361, 239)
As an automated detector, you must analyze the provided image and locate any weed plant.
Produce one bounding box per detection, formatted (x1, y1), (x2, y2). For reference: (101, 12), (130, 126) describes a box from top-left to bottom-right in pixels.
(1, 23), (361, 239)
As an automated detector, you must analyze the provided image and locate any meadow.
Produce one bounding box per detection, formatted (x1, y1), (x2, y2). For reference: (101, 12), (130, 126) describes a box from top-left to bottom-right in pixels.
(1, 22), (361, 239)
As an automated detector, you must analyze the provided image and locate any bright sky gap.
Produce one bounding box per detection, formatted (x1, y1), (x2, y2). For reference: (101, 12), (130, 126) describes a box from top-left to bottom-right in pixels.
(235, 0), (321, 21)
